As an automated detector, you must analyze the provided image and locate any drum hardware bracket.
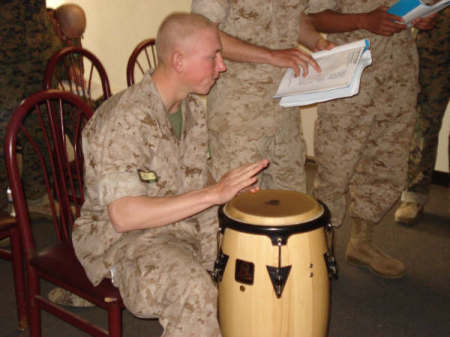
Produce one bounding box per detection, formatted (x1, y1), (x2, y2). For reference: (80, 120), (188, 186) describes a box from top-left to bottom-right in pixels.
(324, 221), (339, 279)
(324, 252), (338, 280)
(266, 238), (291, 298)
(213, 249), (229, 283)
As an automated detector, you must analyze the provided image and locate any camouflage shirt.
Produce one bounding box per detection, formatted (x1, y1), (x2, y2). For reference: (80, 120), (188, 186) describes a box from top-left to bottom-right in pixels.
(192, 0), (307, 137)
(72, 74), (211, 286)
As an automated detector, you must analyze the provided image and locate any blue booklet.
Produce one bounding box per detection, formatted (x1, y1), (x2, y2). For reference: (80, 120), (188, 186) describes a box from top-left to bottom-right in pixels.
(387, 0), (449, 24)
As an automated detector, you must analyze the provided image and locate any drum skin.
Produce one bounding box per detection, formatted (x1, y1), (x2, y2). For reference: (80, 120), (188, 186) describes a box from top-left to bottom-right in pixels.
(218, 190), (330, 337)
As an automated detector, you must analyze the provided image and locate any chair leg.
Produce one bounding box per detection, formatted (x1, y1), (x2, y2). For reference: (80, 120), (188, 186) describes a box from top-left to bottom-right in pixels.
(10, 226), (28, 330)
(108, 303), (122, 337)
(28, 271), (41, 337)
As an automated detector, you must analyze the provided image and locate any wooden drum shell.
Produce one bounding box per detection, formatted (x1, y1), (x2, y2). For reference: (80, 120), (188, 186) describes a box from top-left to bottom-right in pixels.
(217, 190), (330, 337)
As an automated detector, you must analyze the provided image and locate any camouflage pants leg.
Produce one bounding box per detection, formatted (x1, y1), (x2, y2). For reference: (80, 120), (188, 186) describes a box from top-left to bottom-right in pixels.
(0, 72), (27, 208)
(402, 11), (450, 204)
(112, 231), (221, 337)
(0, 66), (49, 206)
(312, 108), (374, 227)
(196, 206), (221, 272)
(208, 111), (307, 193)
(402, 102), (449, 204)
(313, 91), (416, 226)
(349, 107), (415, 222)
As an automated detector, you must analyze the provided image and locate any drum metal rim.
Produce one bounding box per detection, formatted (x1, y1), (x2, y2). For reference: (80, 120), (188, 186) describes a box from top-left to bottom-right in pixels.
(218, 206), (329, 245)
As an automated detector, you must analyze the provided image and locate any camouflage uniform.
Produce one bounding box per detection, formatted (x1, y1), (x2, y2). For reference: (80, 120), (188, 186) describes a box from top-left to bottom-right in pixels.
(0, 0), (64, 207)
(401, 8), (449, 205)
(72, 74), (221, 337)
(192, 0), (307, 192)
(308, 0), (419, 226)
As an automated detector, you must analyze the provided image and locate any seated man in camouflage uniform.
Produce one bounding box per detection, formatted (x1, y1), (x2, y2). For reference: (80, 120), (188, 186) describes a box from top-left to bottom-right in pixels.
(72, 12), (268, 337)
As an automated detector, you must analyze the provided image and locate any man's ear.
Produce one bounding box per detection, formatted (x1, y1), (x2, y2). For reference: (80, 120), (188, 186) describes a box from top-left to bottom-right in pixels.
(172, 51), (184, 73)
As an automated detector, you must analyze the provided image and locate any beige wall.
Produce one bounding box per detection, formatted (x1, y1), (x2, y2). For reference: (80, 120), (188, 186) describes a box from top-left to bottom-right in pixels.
(48, 0), (191, 92)
(47, 0), (449, 173)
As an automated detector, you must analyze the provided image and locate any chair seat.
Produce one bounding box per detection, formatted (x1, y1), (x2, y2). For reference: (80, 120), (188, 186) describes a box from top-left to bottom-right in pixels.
(30, 242), (123, 308)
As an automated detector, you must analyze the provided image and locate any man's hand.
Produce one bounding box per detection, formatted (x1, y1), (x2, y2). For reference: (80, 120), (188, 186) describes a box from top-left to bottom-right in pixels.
(312, 37), (335, 52)
(212, 159), (269, 205)
(412, 13), (437, 30)
(362, 6), (407, 36)
(268, 48), (320, 77)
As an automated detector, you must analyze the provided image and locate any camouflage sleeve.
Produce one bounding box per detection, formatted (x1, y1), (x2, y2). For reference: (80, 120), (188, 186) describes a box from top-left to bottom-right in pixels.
(94, 104), (162, 206)
(191, 0), (229, 25)
(305, 0), (336, 14)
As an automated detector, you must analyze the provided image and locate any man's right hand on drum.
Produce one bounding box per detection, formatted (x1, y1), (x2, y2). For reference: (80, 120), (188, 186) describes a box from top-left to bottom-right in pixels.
(108, 159), (269, 233)
(209, 159), (270, 204)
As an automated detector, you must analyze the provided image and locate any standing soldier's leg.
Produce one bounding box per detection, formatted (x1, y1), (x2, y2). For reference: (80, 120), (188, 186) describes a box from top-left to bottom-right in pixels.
(208, 129), (264, 184)
(262, 110), (307, 192)
(347, 66), (417, 278)
(313, 103), (373, 228)
(396, 10), (450, 224)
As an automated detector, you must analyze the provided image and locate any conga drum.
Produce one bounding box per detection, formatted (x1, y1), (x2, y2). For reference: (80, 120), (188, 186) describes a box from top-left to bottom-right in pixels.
(215, 189), (335, 337)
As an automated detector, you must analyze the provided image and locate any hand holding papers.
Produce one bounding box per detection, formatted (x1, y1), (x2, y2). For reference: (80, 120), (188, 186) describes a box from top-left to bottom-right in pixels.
(274, 39), (372, 107)
(387, 0), (449, 25)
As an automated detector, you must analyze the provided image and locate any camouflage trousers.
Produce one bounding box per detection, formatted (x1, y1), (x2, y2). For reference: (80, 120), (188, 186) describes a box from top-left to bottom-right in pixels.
(401, 11), (450, 205)
(313, 77), (417, 226)
(0, 67), (49, 208)
(109, 208), (222, 337)
(208, 110), (307, 193)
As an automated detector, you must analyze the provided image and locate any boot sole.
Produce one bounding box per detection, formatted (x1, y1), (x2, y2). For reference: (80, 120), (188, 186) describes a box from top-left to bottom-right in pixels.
(395, 215), (418, 226)
(346, 256), (406, 279)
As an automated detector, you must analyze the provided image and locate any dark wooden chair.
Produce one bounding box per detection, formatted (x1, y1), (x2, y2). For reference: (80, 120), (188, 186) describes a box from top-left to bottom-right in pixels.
(0, 209), (27, 330)
(4, 90), (124, 337)
(126, 38), (157, 87)
(44, 46), (112, 205)
(43, 46), (112, 109)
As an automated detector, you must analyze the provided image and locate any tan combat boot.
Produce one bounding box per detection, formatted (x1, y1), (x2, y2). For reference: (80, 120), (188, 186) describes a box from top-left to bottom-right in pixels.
(394, 202), (423, 225)
(48, 288), (94, 307)
(345, 217), (406, 279)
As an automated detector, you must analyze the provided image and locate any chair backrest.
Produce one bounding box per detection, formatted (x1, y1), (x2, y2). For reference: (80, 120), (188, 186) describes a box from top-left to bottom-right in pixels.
(126, 38), (157, 87)
(4, 90), (93, 259)
(44, 46), (112, 109)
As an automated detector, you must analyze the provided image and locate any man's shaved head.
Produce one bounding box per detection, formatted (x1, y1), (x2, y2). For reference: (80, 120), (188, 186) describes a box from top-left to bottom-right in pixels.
(55, 3), (86, 39)
(156, 12), (218, 65)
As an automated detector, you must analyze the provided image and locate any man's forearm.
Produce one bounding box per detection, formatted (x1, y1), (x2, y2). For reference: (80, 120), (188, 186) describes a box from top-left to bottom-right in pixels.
(308, 10), (366, 33)
(219, 31), (273, 64)
(107, 187), (217, 233)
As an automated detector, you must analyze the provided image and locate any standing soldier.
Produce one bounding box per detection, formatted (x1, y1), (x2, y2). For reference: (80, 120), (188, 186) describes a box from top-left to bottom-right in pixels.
(395, 8), (449, 225)
(0, 0), (64, 210)
(191, 0), (333, 195)
(307, 1), (436, 278)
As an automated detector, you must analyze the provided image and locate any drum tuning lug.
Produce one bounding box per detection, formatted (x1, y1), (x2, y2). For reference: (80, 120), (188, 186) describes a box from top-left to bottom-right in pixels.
(324, 252), (338, 280)
(213, 250), (229, 283)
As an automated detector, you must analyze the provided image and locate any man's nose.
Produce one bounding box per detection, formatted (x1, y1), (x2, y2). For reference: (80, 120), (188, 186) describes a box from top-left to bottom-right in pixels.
(216, 54), (226, 72)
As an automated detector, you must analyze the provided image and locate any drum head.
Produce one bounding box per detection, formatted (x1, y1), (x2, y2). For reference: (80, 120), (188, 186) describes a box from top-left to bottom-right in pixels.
(224, 189), (323, 226)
